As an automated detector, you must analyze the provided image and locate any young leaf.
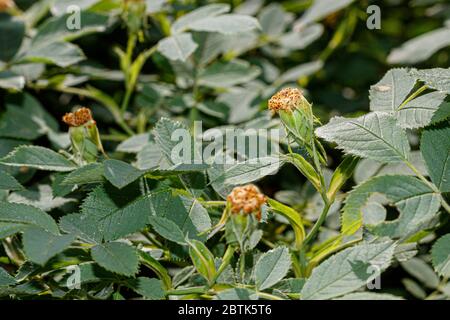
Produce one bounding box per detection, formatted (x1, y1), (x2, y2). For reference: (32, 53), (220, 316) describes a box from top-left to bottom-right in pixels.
(421, 127), (450, 193)
(255, 246), (291, 290)
(0, 170), (23, 191)
(188, 239), (217, 284)
(431, 234), (450, 278)
(0, 202), (59, 238)
(127, 277), (165, 300)
(22, 227), (75, 265)
(103, 159), (143, 189)
(91, 242), (139, 277)
(315, 112), (410, 163)
(301, 240), (396, 300)
(139, 251), (172, 290)
(0, 146), (77, 172)
(267, 199), (305, 250)
(283, 153), (321, 192)
(327, 157), (358, 201)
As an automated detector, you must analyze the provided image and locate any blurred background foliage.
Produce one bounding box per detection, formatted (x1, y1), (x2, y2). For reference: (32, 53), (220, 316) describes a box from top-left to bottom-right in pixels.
(0, 0), (449, 299)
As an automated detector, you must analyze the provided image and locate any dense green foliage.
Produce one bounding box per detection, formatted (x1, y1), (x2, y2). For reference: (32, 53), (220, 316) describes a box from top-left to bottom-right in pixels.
(0, 0), (449, 300)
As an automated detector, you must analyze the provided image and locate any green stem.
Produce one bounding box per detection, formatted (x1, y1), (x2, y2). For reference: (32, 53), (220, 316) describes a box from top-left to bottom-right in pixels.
(166, 287), (206, 296)
(397, 85), (428, 110)
(256, 292), (285, 300)
(302, 198), (331, 248)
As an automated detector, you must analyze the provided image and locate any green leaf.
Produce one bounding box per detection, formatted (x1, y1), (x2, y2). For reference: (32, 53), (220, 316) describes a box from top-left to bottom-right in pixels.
(127, 277), (165, 300)
(79, 185), (159, 241)
(59, 213), (103, 244)
(198, 60), (261, 88)
(342, 175), (441, 237)
(301, 240), (396, 300)
(0, 169), (23, 191)
(103, 160), (143, 189)
(188, 14), (260, 35)
(258, 3), (287, 37)
(0, 14), (25, 62)
(21, 41), (85, 67)
(0, 93), (59, 141)
(91, 242), (139, 277)
(22, 227), (75, 265)
(401, 257), (439, 289)
(315, 112), (410, 163)
(0, 71), (25, 90)
(171, 4), (230, 34)
(139, 251), (172, 290)
(153, 117), (193, 165)
(215, 288), (258, 300)
(157, 33), (198, 62)
(327, 157), (358, 200)
(295, 0), (355, 28)
(421, 127), (450, 192)
(397, 92), (447, 129)
(431, 234), (450, 277)
(255, 246), (291, 290)
(188, 239), (216, 284)
(0, 267), (16, 287)
(8, 184), (75, 212)
(0, 202), (59, 238)
(33, 11), (108, 43)
(148, 216), (186, 245)
(369, 68), (417, 112)
(208, 156), (282, 187)
(284, 153), (321, 191)
(334, 292), (404, 300)
(62, 163), (105, 185)
(278, 24), (323, 50)
(116, 134), (150, 153)
(411, 68), (450, 93)
(388, 28), (450, 65)
(0, 146), (77, 172)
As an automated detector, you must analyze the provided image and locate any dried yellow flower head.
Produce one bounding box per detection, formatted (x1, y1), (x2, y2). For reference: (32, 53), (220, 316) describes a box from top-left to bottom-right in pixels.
(62, 107), (95, 127)
(268, 88), (304, 113)
(0, 0), (14, 11)
(227, 184), (266, 220)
